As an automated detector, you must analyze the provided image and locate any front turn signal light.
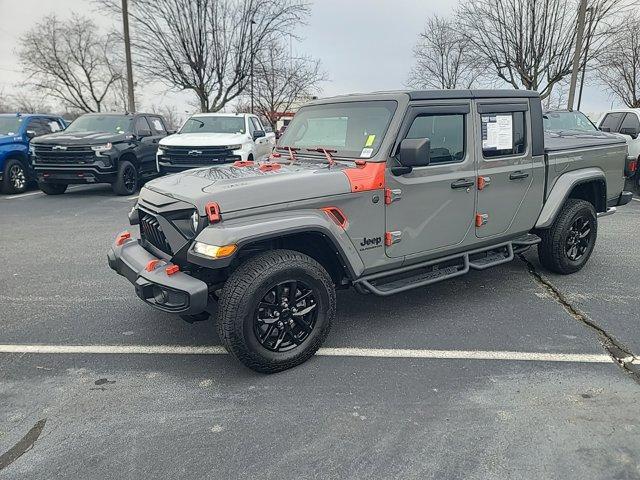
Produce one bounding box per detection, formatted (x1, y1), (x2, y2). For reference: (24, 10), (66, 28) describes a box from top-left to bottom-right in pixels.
(193, 242), (237, 259)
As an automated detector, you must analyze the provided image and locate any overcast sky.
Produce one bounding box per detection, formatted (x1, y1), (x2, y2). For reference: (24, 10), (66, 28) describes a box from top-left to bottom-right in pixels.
(0, 0), (621, 117)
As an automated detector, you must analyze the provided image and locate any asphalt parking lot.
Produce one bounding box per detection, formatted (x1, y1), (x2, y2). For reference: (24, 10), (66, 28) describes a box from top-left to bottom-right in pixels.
(1, 184), (639, 480)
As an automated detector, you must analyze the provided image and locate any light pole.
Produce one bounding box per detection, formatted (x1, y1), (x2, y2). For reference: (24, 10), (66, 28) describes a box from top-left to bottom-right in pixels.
(250, 18), (255, 114)
(567, 0), (588, 111)
(577, 7), (595, 111)
(122, 0), (135, 113)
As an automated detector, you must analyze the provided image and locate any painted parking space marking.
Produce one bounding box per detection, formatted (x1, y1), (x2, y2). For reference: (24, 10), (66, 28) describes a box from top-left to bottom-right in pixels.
(633, 198), (640, 203)
(0, 344), (613, 364)
(4, 185), (85, 200)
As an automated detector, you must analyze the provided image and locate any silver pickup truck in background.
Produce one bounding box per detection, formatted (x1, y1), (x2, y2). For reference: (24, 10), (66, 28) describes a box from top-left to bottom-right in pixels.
(109, 89), (633, 372)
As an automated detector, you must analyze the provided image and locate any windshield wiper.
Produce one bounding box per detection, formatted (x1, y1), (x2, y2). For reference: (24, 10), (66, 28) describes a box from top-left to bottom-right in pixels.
(279, 145), (300, 163)
(306, 147), (337, 167)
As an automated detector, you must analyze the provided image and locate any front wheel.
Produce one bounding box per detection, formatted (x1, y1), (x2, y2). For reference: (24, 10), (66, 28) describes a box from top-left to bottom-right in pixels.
(112, 160), (138, 196)
(538, 198), (597, 274)
(217, 249), (336, 373)
(2, 159), (28, 194)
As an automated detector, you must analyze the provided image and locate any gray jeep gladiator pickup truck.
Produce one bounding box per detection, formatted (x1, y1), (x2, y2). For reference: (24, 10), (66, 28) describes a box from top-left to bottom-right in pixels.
(108, 90), (633, 373)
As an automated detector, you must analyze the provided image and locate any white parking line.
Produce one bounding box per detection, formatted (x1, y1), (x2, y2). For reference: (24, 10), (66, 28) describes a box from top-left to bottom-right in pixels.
(4, 185), (85, 200)
(0, 344), (613, 364)
(633, 198), (640, 203)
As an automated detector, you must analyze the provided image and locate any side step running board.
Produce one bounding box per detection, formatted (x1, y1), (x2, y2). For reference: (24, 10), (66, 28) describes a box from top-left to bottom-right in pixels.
(355, 235), (540, 297)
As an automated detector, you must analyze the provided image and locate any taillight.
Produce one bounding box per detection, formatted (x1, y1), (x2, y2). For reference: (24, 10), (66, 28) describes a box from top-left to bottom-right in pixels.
(629, 160), (638, 173)
(204, 202), (221, 223)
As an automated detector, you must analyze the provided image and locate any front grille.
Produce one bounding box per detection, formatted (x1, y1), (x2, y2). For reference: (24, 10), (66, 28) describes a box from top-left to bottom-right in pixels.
(140, 213), (172, 255)
(34, 145), (95, 164)
(162, 145), (237, 165)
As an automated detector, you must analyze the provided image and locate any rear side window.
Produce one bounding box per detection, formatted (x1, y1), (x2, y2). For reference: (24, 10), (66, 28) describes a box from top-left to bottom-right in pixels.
(481, 112), (526, 158)
(406, 114), (465, 164)
(619, 113), (640, 132)
(600, 112), (624, 132)
(149, 117), (166, 134)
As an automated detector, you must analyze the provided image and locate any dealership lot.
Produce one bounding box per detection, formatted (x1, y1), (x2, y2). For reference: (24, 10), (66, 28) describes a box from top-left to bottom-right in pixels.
(1, 186), (639, 479)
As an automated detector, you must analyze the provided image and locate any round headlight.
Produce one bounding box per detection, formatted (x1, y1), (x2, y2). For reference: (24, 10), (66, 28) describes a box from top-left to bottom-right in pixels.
(191, 211), (200, 232)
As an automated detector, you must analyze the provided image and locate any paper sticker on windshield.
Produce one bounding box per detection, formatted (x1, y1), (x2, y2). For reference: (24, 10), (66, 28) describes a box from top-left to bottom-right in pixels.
(365, 134), (376, 147)
(360, 147), (374, 158)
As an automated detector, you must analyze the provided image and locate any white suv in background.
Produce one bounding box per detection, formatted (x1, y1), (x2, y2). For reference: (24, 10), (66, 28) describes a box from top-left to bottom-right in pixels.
(597, 109), (640, 185)
(156, 113), (276, 174)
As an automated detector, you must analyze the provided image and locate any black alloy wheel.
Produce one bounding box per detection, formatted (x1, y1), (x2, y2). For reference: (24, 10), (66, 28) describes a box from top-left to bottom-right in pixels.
(565, 215), (592, 261)
(254, 280), (318, 352)
(123, 164), (137, 192)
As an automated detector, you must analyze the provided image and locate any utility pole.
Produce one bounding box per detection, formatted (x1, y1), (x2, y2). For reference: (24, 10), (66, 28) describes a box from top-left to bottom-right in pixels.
(122, 0), (136, 113)
(250, 18), (255, 114)
(577, 7), (594, 111)
(567, 0), (588, 111)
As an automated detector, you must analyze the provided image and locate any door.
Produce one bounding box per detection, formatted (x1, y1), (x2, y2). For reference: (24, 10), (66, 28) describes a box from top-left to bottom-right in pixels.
(250, 116), (270, 158)
(618, 112), (640, 160)
(475, 103), (533, 238)
(385, 103), (476, 258)
(134, 116), (156, 172)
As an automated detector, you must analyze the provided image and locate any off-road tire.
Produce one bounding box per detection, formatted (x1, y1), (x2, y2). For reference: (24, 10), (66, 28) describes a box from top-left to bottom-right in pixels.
(38, 182), (68, 195)
(538, 198), (597, 274)
(112, 160), (138, 196)
(217, 249), (336, 373)
(2, 159), (28, 194)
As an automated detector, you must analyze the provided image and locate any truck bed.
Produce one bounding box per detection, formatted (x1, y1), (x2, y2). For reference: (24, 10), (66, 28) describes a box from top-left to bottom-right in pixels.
(544, 130), (626, 153)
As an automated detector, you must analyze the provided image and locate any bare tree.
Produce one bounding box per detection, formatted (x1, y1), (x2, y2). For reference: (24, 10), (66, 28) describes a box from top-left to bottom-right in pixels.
(457, 0), (628, 99)
(99, 0), (310, 113)
(0, 90), (14, 113)
(597, 18), (640, 107)
(252, 40), (324, 129)
(11, 92), (53, 114)
(18, 14), (123, 112)
(149, 104), (183, 131)
(408, 16), (478, 89)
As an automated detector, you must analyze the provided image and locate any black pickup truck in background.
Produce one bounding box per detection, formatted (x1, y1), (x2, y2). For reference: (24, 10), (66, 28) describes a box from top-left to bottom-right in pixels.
(31, 113), (169, 195)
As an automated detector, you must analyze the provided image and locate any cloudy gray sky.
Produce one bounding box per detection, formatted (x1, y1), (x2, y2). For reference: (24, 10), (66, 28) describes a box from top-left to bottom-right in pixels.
(0, 0), (620, 116)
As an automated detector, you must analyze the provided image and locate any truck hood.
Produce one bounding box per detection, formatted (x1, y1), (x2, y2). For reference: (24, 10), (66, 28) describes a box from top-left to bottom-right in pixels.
(0, 134), (20, 146)
(142, 161), (353, 213)
(160, 132), (249, 147)
(31, 131), (129, 146)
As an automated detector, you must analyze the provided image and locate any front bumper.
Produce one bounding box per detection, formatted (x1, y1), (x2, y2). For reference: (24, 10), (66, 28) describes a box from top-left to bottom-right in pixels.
(107, 237), (209, 315)
(35, 165), (117, 184)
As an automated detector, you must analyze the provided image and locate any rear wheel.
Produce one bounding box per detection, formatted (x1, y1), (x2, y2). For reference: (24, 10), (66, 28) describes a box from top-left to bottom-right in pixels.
(112, 160), (138, 196)
(538, 199), (597, 274)
(217, 249), (336, 373)
(2, 159), (28, 194)
(38, 182), (68, 195)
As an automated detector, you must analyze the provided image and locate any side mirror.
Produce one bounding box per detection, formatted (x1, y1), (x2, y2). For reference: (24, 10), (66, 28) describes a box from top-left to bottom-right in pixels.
(393, 138), (431, 175)
(166, 129), (176, 135)
(26, 130), (36, 139)
(619, 127), (639, 139)
(599, 126), (611, 132)
(252, 130), (266, 140)
(138, 129), (152, 138)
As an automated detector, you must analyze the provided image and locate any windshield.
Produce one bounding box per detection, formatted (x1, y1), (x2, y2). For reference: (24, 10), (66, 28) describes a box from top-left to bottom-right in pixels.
(0, 116), (23, 135)
(180, 116), (246, 134)
(66, 115), (132, 134)
(278, 100), (397, 158)
(544, 111), (597, 133)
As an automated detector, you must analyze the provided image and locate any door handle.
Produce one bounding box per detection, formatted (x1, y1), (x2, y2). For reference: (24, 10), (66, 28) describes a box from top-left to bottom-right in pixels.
(451, 179), (475, 189)
(510, 171), (529, 180)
